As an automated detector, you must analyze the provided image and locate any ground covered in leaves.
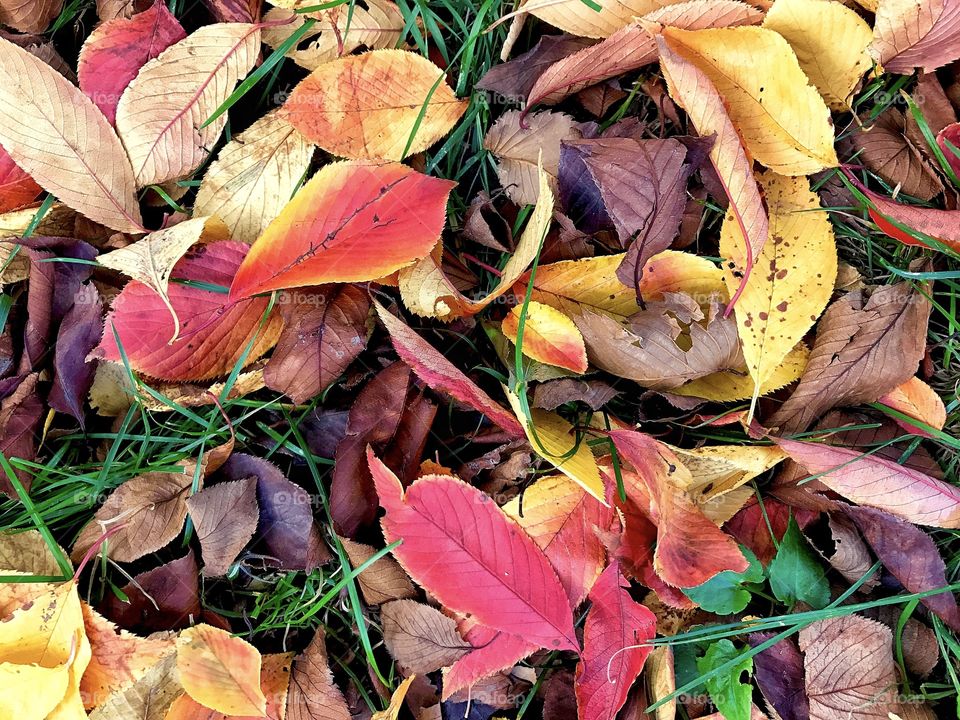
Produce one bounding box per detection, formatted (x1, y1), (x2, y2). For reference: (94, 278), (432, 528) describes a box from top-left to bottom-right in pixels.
(0, 0), (960, 719)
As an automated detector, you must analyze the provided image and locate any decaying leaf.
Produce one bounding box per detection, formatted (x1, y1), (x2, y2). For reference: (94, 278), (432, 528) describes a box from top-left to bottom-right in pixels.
(381, 599), (469, 674)
(341, 536), (417, 605)
(186, 476), (259, 577)
(286, 628), (351, 720)
(871, 0), (960, 73)
(283, 49), (466, 160)
(0, 0), (62, 33)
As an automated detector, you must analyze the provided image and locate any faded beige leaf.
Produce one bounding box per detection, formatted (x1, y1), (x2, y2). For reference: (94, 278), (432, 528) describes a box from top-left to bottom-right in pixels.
(340, 537), (417, 605)
(195, 111), (315, 243)
(871, 0), (960, 73)
(513, 0), (687, 38)
(116, 23), (261, 187)
(186, 477), (259, 577)
(87, 654), (182, 720)
(381, 599), (470, 674)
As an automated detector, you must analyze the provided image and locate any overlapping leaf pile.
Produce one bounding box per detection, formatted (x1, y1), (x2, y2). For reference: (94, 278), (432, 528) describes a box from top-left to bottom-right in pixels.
(0, 0), (958, 718)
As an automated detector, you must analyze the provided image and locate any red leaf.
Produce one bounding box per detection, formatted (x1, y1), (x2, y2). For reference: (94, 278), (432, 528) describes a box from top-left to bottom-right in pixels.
(443, 620), (538, 699)
(78, 0), (186, 125)
(97, 241), (283, 381)
(368, 448), (579, 651)
(575, 563), (656, 720)
(0, 146), (41, 213)
(229, 161), (455, 300)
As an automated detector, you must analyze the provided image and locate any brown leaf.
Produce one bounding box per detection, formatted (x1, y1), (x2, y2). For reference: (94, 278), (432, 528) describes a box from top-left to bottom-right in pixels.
(264, 285), (372, 405)
(101, 551), (201, 632)
(850, 109), (943, 200)
(186, 476), (259, 577)
(0, 372), (43, 497)
(0, 528), (63, 576)
(0, 0), (62, 34)
(574, 294), (743, 390)
(340, 537), (416, 605)
(533, 378), (619, 410)
(799, 615), (899, 720)
(871, 0), (960, 73)
(476, 34), (593, 102)
(287, 628), (351, 720)
(769, 282), (931, 433)
(381, 599), (470, 674)
(71, 469), (195, 563)
(87, 653), (182, 720)
(820, 514), (878, 591)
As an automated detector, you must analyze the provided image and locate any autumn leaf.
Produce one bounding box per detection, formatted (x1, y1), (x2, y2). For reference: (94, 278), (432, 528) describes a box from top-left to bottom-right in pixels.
(96, 241), (283, 381)
(659, 26), (838, 175)
(368, 449), (579, 651)
(194, 110), (316, 243)
(576, 563), (656, 720)
(0, 148), (41, 214)
(262, 0), (403, 71)
(720, 170), (836, 409)
(116, 23), (261, 187)
(229, 161), (455, 300)
(768, 281), (931, 433)
(340, 537), (417, 605)
(381, 599), (469, 674)
(283, 49), (466, 161)
(177, 623), (266, 716)
(442, 619), (538, 699)
(871, 0), (960, 73)
(286, 628), (351, 720)
(879, 376), (947, 437)
(502, 301), (588, 373)
(0, 36), (143, 233)
(762, 0), (872, 109)
(78, 0), (186, 125)
(101, 551), (201, 633)
(0, 0), (62, 32)
(508, 0), (687, 38)
(87, 653), (181, 720)
(477, 34), (593, 104)
(186, 476), (259, 577)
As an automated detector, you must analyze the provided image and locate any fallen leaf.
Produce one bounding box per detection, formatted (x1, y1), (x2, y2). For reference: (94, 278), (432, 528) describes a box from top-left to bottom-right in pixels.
(767, 516), (830, 609)
(0, 528), (64, 577)
(194, 110), (315, 243)
(229, 161), (455, 300)
(0, 148), (41, 213)
(264, 284), (372, 404)
(768, 281), (931, 432)
(483, 109), (584, 206)
(748, 634), (808, 720)
(0, 0), (62, 32)
(503, 474), (613, 605)
(818, 513), (879, 590)
(340, 536), (417, 605)
(286, 628), (351, 720)
(48, 283), (103, 428)
(799, 615), (898, 719)
(77, 0), (186, 124)
(177, 623), (266, 716)
(526, 0), (763, 109)
(775, 437), (960, 528)
(101, 551), (201, 632)
(0, 372), (43, 496)
(283, 49), (466, 160)
(515, 0), (687, 38)
(381, 599), (470, 674)
(533, 378), (619, 410)
(668, 343), (808, 402)
(442, 622), (537, 698)
(871, 0), (960, 73)
(575, 563), (657, 720)
(850, 109), (943, 201)
(96, 241), (283, 382)
(762, 0), (872, 109)
(261, 0), (403, 71)
(502, 300), (588, 373)
(373, 675), (416, 720)
(660, 26), (838, 175)
(186, 476), (259, 577)
(505, 388), (605, 501)
(879, 375), (947, 437)
(86, 653), (181, 720)
(369, 449), (579, 651)
(116, 23), (261, 187)
(719, 170), (836, 404)
(0, 36), (143, 232)
(477, 34), (593, 103)
(697, 639), (753, 720)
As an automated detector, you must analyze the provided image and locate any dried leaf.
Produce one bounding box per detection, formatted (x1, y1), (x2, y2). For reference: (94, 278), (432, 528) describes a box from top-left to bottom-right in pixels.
(283, 49), (466, 160)
(0, 0), (62, 32)
(177, 623), (266, 716)
(194, 110), (315, 243)
(87, 653), (181, 720)
(477, 33), (593, 102)
(748, 634), (808, 720)
(850, 110), (942, 201)
(101, 551), (201, 632)
(0, 147), (41, 213)
(879, 376), (947, 437)
(442, 622), (536, 698)
(229, 161), (454, 300)
(116, 23), (261, 187)
(341, 537), (417, 605)
(0, 36), (143, 232)
(49, 284), (103, 428)
(186, 477), (259, 577)
(871, 0), (960, 73)
(381, 599), (469, 674)
(286, 628), (352, 720)
(517, 0), (687, 38)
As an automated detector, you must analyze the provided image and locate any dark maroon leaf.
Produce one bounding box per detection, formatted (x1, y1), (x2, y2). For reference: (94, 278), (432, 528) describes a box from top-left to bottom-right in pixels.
(476, 34), (593, 103)
(748, 633), (809, 720)
(264, 284), (373, 404)
(533, 378), (619, 410)
(20, 249), (54, 372)
(330, 361), (410, 536)
(380, 389), (437, 483)
(202, 0), (262, 22)
(220, 453), (332, 570)
(463, 191), (511, 252)
(0, 372), (42, 496)
(101, 551), (201, 632)
(846, 505), (960, 630)
(48, 283), (102, 428)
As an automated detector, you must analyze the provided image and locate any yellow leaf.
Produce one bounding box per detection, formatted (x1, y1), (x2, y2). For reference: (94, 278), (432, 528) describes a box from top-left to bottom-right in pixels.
(116, 24), (262, 188)
(660, 26), (839, 175)
(763, 0), (873, 109)
(0, 581), (91, 720)
(176, 623), (266, 716)
(505, 388), (605, 502)
(87, 654), (181, 720)
(524, 250), (726, 321)
(506, 0), (688, 38)
(97, 216), (230, 341)
(372, 675), (416, 720)
(502, 301), (588, 373)
(195, 111), (315, 243)
(399, 160), (554, 320)
(879, 376), (947, 436)
(670, 343), (809, 401)
(283, 49), (467, 161)
(719, 171), (836, 408)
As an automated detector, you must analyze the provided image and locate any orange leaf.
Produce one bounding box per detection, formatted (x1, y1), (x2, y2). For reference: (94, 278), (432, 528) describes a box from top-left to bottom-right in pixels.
(176, 623), (266, 716)
(879, 376), (947, 438)
(502, 301), (588, 373)
(229, 161), (454, 300)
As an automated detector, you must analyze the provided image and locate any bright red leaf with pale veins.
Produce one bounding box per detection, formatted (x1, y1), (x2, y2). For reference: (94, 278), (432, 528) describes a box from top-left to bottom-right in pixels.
(0, 147), (40, 213)
(97, 241), (283, 381)
(368, 448), (579, 652)
(229, 161), (456, 300)
(78, 1), (186, 125)
(575, 562), (656, 720)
